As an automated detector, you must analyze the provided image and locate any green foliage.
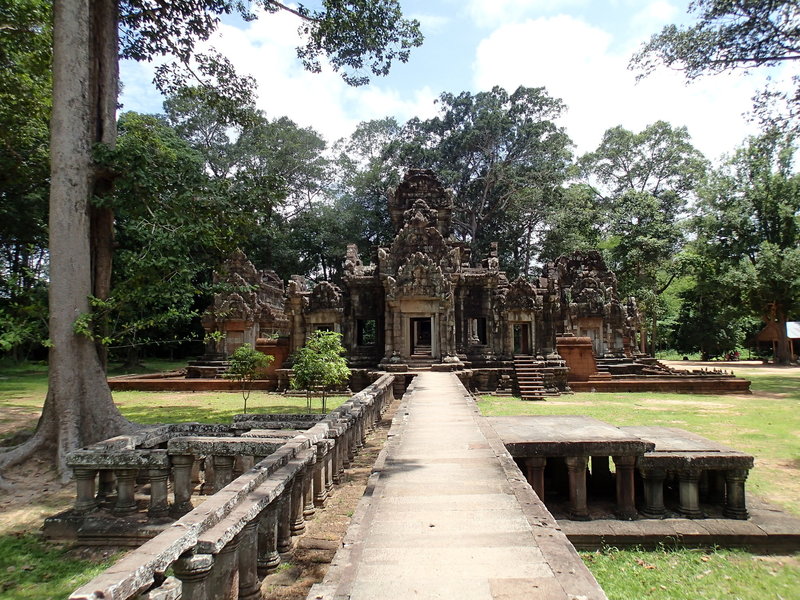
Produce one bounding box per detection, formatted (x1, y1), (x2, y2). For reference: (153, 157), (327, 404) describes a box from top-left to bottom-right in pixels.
(630, 1), (800, 132)
(291, 331), (351, 412)
(693, 130), (800, 362)
(396, 85), (573, 275)
(0, 0), (51, 361)
(119, 0), (423, 88)
(223, 344), (273, 413)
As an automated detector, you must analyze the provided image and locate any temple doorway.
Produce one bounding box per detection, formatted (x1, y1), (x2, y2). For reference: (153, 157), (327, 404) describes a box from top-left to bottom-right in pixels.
(513, 323), (531, 355)
(411, 317), (433, 356)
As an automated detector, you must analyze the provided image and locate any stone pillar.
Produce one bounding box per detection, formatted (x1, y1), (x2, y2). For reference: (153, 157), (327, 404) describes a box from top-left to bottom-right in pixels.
(524, 457), (547, 500)
(201, 456), (215, 495)
(332, 435), (343, 485)
(238, 520), (261, 600)
(314, 444), (328, 507)
(678, 468), (704, 518)
(208, 532), (241, 600)
(213, 455), (235, 493)
(303, 455), (316, 519)
(73, 468), (98, 513)
(112, 469), (139, 516)
(325, 443), (335, 494)
(171, 454), (195, 517)
(639, 467), (667, 519)
(173, 552), (214, 600)
(565, 456), (590, 520)
(257, 503), (281, 576)
(96, 470), (115, 507)
(613, 455), (638, 520)
(277, 490), (293, 554)
(723, 469), (749, 520)
(291, 468), (306, 536)
(147, 468), (170, 518)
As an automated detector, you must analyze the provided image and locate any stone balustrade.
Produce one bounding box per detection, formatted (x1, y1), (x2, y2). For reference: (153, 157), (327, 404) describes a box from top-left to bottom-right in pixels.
(66, 374), (394, 600)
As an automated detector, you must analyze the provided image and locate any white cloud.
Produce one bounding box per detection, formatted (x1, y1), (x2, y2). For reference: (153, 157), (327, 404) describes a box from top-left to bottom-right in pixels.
(411, 13), (451, 34)
(630, 1), (679, 33)
(467, 0), (586, 28)
(473, 15), (765, 162)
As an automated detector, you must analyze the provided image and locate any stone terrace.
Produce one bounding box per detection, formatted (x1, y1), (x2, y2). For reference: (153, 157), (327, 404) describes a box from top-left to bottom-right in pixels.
(309, 372), (606, 600)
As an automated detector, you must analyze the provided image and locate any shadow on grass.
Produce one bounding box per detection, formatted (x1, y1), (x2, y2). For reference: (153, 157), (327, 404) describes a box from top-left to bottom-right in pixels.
(0, 533), (118, 600)
(119, 403), (338, 426)
(748, 374), (800, 397)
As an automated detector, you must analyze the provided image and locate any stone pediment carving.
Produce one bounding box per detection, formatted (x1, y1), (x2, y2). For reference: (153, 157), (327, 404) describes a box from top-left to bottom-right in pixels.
(501, 277), (541, 312)
(386, 218), (453, 276)
(386, 252), (450, 300)
(388, 169), (454, 235)
(308, 281), (343, 312)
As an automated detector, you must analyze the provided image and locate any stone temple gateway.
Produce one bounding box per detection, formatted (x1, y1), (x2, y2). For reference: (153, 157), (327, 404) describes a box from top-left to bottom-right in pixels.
(201, 169), (640, 393)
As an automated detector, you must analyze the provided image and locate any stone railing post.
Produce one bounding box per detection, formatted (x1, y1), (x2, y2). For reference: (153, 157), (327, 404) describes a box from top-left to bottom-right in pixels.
(678, 468), (704, 518)
(208, 531), (241, 599)
(212, 455), (235, 493)
(612, 455), (638, 520)
(523, 457), (546, 500)
(257, 503), (281, 576)
(96, 470), (115, 507)
(723, 469), (749, 520)
(173, 552), (214, 600)
(639, 467), (667, 519)
(170, 454), (195, 517)
(314, 443), (328, 507)
(73, 468), (98, 513)
(146, 468), (170, 519)
(303, 454), (317, 519)
(565, 456), (590, 520)
(277, 489), (293, 554)
(238, 520), (261, 600)
(112, 469), (138, 516)
(291, 466), (307, 536)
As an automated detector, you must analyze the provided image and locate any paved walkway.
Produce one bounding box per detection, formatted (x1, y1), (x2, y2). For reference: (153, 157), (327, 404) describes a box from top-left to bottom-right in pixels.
(308, 372), (606, 600)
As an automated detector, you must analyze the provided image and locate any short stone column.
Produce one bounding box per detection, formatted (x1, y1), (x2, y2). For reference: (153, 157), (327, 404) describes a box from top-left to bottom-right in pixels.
(73, 468), (98, 513)
(170, 454), (195, 517)
(212, 455), (235, 493)
(238, 520), (261, 600)
(112, 469), (139, 516)
(678, 468), (704, 518)
(209, 531), (241, 599)
(291, 468), (307, 536)
(257, 503), (281, 576)
(96, 470), (115, 507)
(277, 490), (293, 554)
(613, 455), (638, 520)
(173, 552), (214, 600)
(303, 455), (317, 519)
(325, 445), (335, 494)
(201, 456), (215, 495)
(314, 444), (328, 507)
(524, 457), (547, 500)
(639, 467), (667, 519)
(332, 435), (344, 484)
(565, 456), (590, 520)
(146, 468), (170, 518)
(723, 469), (749, 520)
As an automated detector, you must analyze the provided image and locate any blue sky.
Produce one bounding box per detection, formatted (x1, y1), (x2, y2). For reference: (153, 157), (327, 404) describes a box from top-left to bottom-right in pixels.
(119, 0), (786, 162)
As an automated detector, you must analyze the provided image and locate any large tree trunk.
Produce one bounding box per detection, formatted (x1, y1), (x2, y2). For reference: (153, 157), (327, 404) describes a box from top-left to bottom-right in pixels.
(0, 0), (133, 482)
(774, 311), (792, 365)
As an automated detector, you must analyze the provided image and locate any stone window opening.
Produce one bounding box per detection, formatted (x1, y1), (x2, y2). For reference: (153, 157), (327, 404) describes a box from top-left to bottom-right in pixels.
(357, 319), (377, 346)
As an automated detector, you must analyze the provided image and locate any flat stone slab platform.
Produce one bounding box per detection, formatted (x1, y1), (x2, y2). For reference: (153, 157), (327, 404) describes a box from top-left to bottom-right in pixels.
(308, 372), (606, 600)
(560, 496), (800, 553)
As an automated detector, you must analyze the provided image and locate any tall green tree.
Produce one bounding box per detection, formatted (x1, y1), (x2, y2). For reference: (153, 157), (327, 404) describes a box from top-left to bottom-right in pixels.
(291, 330), (351, 413)
(0, 0), (52, 361)
(580, 121), (708, 354)
(694, 130), (800, 363)
(0, 0), (423, 480)
(631, 1), (800, 131)
(396, 86), (573, 274)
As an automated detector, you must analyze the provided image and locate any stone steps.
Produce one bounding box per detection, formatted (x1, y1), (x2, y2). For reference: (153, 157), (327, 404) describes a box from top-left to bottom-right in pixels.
(513, 355), (547, 401)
